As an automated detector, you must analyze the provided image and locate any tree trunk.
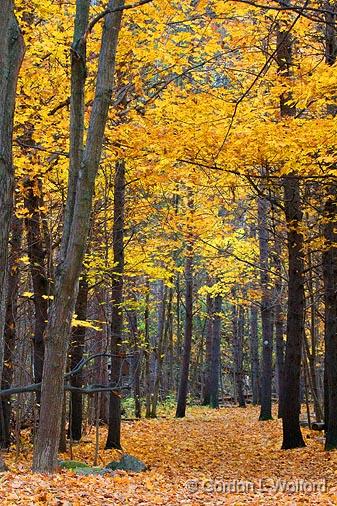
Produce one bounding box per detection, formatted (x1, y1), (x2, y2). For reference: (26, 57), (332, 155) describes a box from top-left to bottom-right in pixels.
(127, 302), (142, 419)
(272, 229), (285, 418)
(24, 178), (49, 392)
(258, 192), (273, 421)
(202, 293), (213, 405)
(105, 159), (125, 450)
(176, 195), (194, 418)
(69, 276), (88, 441)
(150, 282), (167, 418)
(33, 0), (125, 472)
(249, 304), (260, 405)
(209, 295), (222, 408)
(281, 177), (306, 449)
(322, 2), (337, 451)
(232, 301), (246, 408)
(322, 184), (337, 449)
(0, 1), (24, 372)
(144, 282), (152, 418)
(0, 2), (24, 470)
(0, 216), (22, 448)
(305, 246), (322, 422)
(276, 21), (306, 449)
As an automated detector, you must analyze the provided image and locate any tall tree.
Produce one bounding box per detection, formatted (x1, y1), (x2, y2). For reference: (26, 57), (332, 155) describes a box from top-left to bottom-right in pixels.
(24, 178), (49, 390)
(33, 0), (126, 472)
(176, 193), (194, 418)
(322, 1), (337, 450)
(105, 159), (125, 450)
(258, 190), (273, 421)
(69, 275), (89, 441)
(209, 294), (222, 408)
(277, 21), (306, 449)
(232, 300), (246, 408)
(0, 0), (25, 370)
(202, 293), (213, 405)
(0, 215), (22, 448)
(0, 1), (24, 470)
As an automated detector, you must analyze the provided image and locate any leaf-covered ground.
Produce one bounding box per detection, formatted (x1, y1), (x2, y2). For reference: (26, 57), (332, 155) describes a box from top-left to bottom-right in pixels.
(1, 406), (337, 505)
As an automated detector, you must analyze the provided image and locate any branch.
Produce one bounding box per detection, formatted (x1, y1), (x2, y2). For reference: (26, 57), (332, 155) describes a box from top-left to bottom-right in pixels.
(0, 352), (138, 397)
(83, 0), (153, 42)
(214, 0), (310, 158)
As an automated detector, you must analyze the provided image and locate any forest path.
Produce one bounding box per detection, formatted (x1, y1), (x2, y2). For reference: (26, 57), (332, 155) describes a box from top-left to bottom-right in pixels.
(1, 406), (337, 505)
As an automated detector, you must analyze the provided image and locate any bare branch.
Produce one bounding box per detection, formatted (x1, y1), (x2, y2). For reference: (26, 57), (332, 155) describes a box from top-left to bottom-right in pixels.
(83, 0), (153, 42)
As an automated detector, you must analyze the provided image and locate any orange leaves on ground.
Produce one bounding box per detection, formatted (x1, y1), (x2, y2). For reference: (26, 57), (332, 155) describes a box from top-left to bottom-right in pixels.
(1, 406), (337, 504)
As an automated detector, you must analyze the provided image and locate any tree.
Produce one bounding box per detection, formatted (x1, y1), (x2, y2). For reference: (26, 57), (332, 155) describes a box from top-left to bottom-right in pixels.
(258, 189), (273, 421)
(277, 20), (306, 448)
(176, 193), (194, 418)
(33, 0), (126, 472)
(0, 0), (24, 469)
(105, 159), (126, 450)
(322, 1), (337, 450)
(209, 294), (222, 408)
(0, 0), (25, 370)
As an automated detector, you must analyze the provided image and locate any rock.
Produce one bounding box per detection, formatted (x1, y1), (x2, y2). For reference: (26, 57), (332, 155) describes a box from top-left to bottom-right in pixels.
(104, 454), (147, 473)
(73, 467), (104, 476)
(59, 460), (90, 470)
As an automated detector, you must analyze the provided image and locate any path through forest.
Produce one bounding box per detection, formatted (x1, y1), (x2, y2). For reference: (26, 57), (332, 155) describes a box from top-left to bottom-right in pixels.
(0, 406), (337, 505)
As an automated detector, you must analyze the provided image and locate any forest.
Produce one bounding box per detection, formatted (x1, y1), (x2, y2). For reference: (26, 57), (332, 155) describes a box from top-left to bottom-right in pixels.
(1, 0), (337, 504)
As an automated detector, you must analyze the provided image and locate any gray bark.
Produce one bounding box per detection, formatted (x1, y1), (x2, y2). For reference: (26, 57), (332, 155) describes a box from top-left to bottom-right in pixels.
(258, 192), (273, 421)
(249, 304), (260, 405)
(0, 1), (25, 372)
(33, 0), (125, 472)
(209, 295), (222, 408)
(0, 2), (24, 469)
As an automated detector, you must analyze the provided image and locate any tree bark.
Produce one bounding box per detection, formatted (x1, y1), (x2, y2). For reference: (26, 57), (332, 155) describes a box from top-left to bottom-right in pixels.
(322, 184), (337, 449)
(0, 1), (25, 372)
(272, 227), (285, 418)
(232, 301), (246, 408)
(202, 293), (213, 405)
(69, 276), (88, 441)
(0, 216), (22, 448)
(33, 0), (125, 472)
(24, 178), (49, 392)
(209, 295), (222, 408)
(258, 192), (273, 421)
(281, 177), (306, 449)
(105, 159), (125, 450)
(276, 18), (306, 449)
(127, 299), (142, 419)
(150, 282), (167, 417)
(322, 2), (337, 451)
(176, 194), (194, 418)
(249, 304), (260, 405)
(0, 2), (24, 469)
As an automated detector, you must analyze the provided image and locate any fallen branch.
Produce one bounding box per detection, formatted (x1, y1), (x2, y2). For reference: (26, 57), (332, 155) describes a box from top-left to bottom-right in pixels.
(0, 352), (137, 397)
